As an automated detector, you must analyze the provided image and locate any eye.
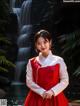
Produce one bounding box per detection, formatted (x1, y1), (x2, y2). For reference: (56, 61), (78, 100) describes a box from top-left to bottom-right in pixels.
(44, 41), (46, 44)
(36, 41), (40, 45)
(44, 39), (49, 44)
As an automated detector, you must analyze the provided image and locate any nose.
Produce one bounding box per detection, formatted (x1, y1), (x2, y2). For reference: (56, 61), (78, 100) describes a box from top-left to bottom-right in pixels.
(41, 43), (45, 48)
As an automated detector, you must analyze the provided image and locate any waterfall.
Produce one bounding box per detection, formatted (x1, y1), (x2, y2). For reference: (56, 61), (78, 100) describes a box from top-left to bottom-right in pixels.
(10, 0), (16, 9)
(10, 0), (32, 84)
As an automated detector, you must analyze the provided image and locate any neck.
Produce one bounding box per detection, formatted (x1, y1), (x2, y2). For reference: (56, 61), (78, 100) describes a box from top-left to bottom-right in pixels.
(41, 51), (50, 57)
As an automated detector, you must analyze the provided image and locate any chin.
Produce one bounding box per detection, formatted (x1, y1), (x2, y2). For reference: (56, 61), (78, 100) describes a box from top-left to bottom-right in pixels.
(42, 50), (47, 54)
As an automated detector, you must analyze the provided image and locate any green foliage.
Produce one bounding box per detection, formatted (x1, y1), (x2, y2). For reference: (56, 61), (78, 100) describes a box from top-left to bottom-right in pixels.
(0, 0), (16, 72)
(0, 0), (10, 33)
(59, 29), (80, 76)
(0, 36), (11, 45)
(0, 35), (16, 72)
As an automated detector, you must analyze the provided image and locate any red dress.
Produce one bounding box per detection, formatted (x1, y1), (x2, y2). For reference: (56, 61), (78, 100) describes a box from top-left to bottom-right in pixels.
(24, 58), (68, 106)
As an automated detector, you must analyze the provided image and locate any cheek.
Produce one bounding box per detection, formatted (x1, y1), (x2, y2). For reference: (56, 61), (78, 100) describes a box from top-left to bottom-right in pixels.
(46, 44), (50, 48)
(36, 45), (41, 50)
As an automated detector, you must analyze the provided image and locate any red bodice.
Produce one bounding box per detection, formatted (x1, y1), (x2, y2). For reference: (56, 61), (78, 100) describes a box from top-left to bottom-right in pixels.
(31, 58), (60, 90)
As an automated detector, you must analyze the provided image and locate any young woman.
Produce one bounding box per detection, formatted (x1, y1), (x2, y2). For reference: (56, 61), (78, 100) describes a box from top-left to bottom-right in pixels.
(24, 30), (69, 106)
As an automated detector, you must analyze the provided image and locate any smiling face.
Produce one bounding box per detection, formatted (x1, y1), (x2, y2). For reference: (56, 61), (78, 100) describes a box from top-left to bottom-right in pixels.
(35, 36), (51, 57)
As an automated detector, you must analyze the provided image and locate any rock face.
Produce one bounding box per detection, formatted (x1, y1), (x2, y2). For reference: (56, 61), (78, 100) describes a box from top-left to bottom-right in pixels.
(31, 0), (50, 34)
(31, 0), (48, 24)
(32, 0), (80, 34)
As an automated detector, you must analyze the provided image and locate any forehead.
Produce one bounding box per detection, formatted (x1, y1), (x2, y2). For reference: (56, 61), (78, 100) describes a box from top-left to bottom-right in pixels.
(36, 37), (48, 42)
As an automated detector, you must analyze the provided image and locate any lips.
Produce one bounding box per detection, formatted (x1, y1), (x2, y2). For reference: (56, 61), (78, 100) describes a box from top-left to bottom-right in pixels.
(41, 48), (46, 50)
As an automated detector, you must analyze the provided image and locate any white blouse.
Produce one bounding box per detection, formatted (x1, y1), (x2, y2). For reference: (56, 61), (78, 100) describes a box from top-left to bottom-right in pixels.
(26, 51), (69, 97)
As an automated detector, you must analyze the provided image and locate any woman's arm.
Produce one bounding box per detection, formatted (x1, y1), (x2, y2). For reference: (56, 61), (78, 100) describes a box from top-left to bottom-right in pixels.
(26, 59), (46, 97)
(51, 58), (69, 96)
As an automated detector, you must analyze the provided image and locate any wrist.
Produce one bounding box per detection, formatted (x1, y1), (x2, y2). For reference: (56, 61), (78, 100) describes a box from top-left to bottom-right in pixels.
(50, 89), (55, 96)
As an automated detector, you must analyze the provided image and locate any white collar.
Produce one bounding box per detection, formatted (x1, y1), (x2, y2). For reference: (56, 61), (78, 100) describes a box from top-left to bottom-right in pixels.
(36, 51), (63, 67)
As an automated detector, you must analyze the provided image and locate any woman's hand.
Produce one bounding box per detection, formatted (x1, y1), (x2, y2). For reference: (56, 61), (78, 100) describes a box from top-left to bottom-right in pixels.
(42, 90), (54, 99)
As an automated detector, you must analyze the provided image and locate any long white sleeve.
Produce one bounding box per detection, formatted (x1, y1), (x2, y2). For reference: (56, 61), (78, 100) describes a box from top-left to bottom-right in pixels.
(26, 59), (46, 97)
(51, 58), (69, 96)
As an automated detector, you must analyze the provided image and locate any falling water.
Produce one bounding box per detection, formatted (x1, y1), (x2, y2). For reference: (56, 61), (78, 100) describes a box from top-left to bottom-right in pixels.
(10, 0), (32, 84)
(10, 0), (16, 9)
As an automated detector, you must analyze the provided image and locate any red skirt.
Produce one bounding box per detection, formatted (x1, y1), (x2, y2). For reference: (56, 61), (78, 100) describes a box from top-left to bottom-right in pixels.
(24, 90), (68, 106)
(24, 59), (68, 106)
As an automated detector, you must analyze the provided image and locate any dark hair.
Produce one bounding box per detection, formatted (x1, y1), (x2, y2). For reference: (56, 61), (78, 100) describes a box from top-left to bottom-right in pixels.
(34, 29), (52, 43)
(34, 29), (52, 53)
